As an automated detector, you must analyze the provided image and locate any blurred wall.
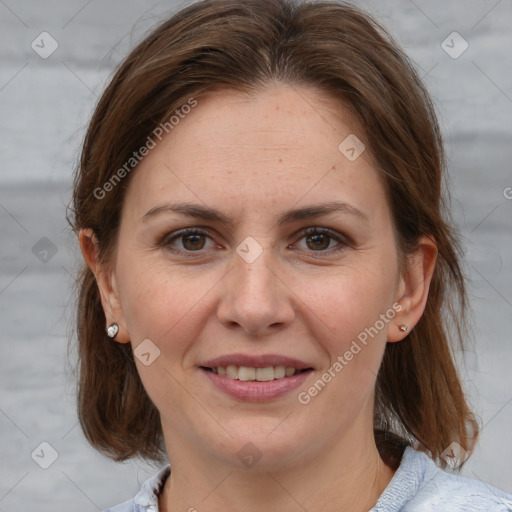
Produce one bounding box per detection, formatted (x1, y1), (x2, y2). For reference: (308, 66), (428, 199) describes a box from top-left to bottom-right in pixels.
(1, 1), (511, 510)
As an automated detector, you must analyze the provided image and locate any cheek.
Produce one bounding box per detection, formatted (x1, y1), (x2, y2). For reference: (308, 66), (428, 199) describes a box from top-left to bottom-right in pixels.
(294, 248), (399, 398)
(294, 277), (394, 425)
(115, 257), (219, 412)
(303, 261), (397, 346)
(116, 253), (222, 354)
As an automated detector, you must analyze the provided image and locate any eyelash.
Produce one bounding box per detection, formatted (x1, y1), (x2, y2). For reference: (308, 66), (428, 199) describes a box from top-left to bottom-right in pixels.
(159, 226), (350, 257)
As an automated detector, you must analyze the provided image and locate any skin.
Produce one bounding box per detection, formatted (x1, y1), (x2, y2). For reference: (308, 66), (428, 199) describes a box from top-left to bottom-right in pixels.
(80, 84), (436, 512)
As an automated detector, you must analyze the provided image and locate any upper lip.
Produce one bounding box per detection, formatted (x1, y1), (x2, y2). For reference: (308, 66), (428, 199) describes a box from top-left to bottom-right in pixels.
(200, 353), (313, 370)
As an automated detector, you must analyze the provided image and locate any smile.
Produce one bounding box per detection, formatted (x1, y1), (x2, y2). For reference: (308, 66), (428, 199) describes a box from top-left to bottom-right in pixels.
(202, 365), (310, 381)
(199, 354), (315, 402)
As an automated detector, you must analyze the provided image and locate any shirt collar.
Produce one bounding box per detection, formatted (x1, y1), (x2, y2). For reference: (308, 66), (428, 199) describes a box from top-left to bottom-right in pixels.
(133, 465), (171, 511)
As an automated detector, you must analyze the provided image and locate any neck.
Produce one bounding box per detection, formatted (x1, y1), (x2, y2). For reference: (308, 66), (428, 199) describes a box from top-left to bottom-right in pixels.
(159, 422), (396, 512)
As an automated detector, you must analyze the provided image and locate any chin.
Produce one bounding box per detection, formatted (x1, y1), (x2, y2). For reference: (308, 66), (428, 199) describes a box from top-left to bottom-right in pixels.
(206, 420), (315, 472)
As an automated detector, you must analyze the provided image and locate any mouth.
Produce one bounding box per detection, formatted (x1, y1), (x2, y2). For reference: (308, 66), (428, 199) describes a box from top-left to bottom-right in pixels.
(200, 365), (313, 381)
(198, 354), (315, 401)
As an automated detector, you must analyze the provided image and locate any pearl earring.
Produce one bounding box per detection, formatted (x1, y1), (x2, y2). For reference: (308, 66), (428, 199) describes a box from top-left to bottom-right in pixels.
(399, 325), (409, 332)
(107, 323), (119, 338)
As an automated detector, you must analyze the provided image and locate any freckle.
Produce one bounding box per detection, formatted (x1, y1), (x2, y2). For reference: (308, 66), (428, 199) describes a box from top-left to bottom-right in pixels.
(275, 105), (279, 110)
(278, 158), (283, 163)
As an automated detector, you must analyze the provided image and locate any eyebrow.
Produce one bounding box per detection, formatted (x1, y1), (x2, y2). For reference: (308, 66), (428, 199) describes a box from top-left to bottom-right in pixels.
(141, 201), (369, 226)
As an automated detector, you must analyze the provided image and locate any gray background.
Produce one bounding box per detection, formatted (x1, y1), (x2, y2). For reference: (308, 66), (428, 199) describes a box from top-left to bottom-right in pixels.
(1, 0), (511, 510)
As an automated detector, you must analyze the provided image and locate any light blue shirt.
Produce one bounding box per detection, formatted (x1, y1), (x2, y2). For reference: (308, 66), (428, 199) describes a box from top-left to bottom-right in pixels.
(105, 447), (512, 511)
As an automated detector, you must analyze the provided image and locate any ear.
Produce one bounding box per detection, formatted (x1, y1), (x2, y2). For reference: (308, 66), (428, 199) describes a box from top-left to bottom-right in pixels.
(388, 235), (438, 342)
(78, 228), (130, 343)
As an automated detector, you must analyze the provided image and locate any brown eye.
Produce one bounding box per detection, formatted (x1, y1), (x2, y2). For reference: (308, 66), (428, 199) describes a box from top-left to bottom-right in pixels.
(162, 228), (216, 253)
(181, 233), (206, 251)
(305, 233), (331, 251)
(293, 227), (348, 255)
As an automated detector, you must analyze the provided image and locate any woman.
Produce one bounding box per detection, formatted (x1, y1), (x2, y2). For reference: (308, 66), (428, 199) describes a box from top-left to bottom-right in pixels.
(70, 0), (512, 510)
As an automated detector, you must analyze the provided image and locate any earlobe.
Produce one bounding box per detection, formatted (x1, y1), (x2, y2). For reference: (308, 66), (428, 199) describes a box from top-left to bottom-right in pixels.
(388, 235), (438, 342)
(78, 229), (131, 344)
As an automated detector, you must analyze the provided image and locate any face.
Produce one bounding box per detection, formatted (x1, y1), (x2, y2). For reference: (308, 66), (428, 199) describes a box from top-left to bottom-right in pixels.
(101, 85), (410, 470)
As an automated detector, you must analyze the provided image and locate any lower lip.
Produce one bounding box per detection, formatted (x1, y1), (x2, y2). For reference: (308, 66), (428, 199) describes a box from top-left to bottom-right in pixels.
(200, 368), (313, 402)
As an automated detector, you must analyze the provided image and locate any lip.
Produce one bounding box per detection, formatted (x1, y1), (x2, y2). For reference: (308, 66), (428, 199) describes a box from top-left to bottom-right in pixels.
(199, 353), (314, 402)
(200, 353), (313, 371)
(200, 367), (313, 402)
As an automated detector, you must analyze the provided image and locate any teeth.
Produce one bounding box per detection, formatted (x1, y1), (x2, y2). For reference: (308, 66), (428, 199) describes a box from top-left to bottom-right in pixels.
(213, 365), (298, 381)
(226, 365), (238, 379)
(285, 367), (295, 376)
(256, 367), (274, 381)
(274, 366), (286, 379)
(238, 366), (256, 381)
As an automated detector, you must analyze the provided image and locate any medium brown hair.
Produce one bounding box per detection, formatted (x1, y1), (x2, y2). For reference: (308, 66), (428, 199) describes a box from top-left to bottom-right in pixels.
(70, 0), (478, 467)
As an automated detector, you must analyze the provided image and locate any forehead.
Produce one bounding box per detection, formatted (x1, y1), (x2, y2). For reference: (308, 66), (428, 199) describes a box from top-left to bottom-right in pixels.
(122, 85), (387, 222)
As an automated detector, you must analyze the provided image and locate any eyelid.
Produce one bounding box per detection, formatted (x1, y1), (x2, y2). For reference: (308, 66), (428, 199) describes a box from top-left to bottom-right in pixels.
(159, 225), (352, 256)
(160, 227), (212, 244)
(291, 226), (351, 253)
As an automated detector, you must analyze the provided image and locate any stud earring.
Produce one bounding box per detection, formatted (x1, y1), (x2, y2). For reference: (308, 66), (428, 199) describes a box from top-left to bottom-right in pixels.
(107, 323), (119, 338)
(399, 325), (409, 332)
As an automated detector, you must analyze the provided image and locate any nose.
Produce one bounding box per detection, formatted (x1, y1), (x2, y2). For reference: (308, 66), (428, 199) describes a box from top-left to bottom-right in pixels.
(216, 248), (296, 336)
